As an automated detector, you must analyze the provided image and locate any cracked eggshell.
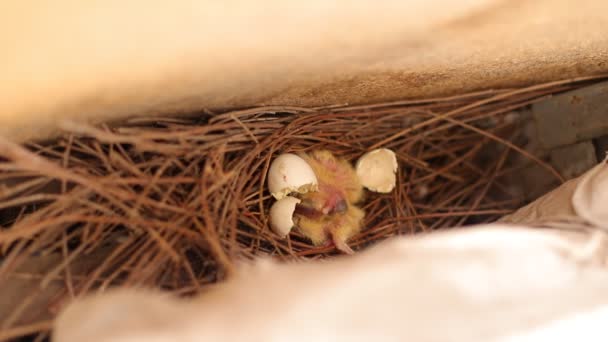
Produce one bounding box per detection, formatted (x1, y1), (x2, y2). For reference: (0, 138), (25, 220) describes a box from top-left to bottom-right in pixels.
(267, 153), (318, 200)
(269, 196), (301, 238)
(356, 148), (398, 193)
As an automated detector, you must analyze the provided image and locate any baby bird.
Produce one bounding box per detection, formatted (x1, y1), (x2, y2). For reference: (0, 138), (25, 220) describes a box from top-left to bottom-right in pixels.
(293, 150), (365, 254)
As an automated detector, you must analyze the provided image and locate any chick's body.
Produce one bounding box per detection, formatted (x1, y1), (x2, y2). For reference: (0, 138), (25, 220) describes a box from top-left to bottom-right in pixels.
(294, 150), (365, 254)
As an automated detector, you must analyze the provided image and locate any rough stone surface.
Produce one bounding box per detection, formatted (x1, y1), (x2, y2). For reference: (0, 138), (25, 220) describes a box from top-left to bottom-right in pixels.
(533, 82), (608, 149)
(550, 141), (599, 180)
(508, 162), (561, 203)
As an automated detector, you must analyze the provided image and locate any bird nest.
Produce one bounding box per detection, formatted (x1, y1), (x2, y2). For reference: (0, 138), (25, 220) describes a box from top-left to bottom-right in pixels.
(0, 76), (603, 341)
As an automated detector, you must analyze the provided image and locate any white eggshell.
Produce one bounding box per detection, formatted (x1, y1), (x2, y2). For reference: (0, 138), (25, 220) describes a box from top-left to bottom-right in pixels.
(267, 153), (318, 200)
(269, 196), (301, 238)
(356, 148), (398, 193)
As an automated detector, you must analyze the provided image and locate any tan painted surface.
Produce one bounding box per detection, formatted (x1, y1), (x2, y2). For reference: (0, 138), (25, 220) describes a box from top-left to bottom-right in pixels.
(1, 0), (607, 142)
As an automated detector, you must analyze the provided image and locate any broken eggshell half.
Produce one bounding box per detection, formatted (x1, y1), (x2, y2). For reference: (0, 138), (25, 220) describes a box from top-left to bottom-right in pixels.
(269, 196), (301, 238)
(267, 153), (318, 200)
(355, 148), (398, 193)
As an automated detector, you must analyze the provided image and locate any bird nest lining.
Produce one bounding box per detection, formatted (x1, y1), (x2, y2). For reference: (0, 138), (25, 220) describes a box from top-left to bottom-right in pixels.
(0, 76), (604, 341)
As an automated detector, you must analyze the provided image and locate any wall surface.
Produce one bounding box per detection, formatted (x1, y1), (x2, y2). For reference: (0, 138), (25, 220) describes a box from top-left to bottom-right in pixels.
(1, 0), (607, 142)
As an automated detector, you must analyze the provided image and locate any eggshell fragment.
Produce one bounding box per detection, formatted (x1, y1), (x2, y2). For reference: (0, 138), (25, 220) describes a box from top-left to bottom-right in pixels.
(267, 153), (318, 200)
(356, 148), (398, 193)
(269, 196), (301, 237)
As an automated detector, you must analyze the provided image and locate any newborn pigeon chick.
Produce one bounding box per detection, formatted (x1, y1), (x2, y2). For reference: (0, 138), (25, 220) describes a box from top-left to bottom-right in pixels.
(293, 150), (365, 254)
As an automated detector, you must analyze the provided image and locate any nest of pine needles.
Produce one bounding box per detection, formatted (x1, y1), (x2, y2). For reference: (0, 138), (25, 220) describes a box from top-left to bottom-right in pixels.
(0, 76), (606, 341)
